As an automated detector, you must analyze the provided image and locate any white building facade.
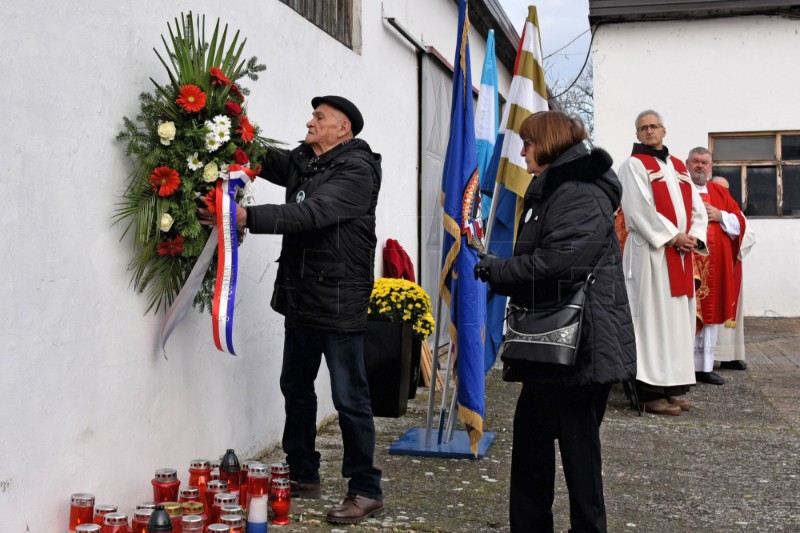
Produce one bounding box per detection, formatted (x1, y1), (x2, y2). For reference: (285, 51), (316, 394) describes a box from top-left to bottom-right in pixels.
(0, 0), (517, 528)
(590, 1), (800, 316)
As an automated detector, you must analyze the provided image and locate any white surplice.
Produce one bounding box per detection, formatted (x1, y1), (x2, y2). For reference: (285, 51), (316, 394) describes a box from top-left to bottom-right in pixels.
(618, 155), (708, 387)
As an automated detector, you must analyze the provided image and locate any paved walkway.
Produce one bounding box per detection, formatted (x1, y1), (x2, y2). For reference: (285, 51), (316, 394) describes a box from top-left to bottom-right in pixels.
(256, 318), (800, 532)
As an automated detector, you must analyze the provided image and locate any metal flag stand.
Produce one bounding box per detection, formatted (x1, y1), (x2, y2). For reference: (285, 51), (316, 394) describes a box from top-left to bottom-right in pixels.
(389, 243), (495, 459)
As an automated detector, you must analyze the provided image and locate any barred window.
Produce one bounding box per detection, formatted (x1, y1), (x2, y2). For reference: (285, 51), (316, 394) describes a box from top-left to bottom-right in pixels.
(710, 132), (800, 217)
(280, 0), (360, 51)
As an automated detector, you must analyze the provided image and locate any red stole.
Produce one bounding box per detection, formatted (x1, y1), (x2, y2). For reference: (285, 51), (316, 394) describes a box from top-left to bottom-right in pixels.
(694, 183), (746, 326)
(633, 154), (695, 297)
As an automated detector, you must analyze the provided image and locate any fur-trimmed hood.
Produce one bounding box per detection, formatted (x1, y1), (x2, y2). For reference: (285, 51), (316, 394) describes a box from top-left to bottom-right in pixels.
(527, 143), (622, 210)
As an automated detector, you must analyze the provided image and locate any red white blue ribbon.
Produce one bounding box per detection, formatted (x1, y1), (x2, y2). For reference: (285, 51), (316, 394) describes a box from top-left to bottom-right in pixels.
(212, 164), (255, 355)
(159, 165), (254, 358)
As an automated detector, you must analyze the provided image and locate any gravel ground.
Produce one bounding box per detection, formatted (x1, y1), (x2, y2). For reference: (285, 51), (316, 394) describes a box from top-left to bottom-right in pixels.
(255, 318), (800, 532)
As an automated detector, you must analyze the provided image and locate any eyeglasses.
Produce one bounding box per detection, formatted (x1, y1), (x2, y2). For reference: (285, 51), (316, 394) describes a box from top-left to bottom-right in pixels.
(637, 123), (663, 132)
(521, 139), (533, 147)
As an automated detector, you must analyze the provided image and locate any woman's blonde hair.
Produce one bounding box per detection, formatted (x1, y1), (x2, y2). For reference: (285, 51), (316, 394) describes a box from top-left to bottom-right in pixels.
(519, 111), (587, 167)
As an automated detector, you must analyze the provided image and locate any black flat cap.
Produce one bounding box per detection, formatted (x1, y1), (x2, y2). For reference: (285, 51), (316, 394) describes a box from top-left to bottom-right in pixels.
(311, 95), (364, 136)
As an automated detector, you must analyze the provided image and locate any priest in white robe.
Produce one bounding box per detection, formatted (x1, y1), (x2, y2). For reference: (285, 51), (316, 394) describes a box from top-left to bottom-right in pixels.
(618, 110), (708, 416)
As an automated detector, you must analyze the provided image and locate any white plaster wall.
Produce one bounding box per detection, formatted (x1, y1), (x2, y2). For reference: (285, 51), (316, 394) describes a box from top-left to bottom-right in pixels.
(0, 0), (510, 528)
(592, 15), (800, 316)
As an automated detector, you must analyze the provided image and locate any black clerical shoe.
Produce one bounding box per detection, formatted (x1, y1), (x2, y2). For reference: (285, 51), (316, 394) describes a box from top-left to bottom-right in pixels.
(720, 360), (748, 370)
(696, 371), (725, 385)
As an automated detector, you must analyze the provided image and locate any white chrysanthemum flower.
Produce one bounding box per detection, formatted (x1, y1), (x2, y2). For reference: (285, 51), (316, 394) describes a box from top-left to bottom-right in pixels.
(213, 115), (232, 130)
(213, 125), (231, 144)
(203, 161), (219, 183)
(218, 163), (230, 180)
(205, 133), (222, 152)
(203, 119), (215, 133)
(187, 152), (203, 170)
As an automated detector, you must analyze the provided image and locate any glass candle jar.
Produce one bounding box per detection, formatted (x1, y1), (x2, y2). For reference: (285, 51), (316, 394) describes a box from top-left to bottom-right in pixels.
(205, 480), (228, 515)
(93, 504), (118, 525)
(69, 493), (95, 532)
(211, 493), (237, 525)
(246, 464), (270, 511)
(269, 463), (289, 495)
(188, 459), (211, 504)
(181, 514), (204, 532)
(218, 449), (241, 499)
(131, 508), (153, 533)
(220, 504), (244, 518)
(270, 478), (291, 526)
(147, 505), (173, 532)
(152, 468), (181, 503)
(220, 515), (245, 533)
(178, 486), (200, 503)
(180, 501), (206, 527)
(136, 502), (156, 511)
(162, 501), (181, 531)
(100, 513), (129, 533)
(75, 525), (102, 533)
(239, 460), (259, 510)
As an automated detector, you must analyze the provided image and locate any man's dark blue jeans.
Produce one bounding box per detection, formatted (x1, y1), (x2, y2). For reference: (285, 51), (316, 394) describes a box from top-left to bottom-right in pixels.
(280, 325), (383, 500)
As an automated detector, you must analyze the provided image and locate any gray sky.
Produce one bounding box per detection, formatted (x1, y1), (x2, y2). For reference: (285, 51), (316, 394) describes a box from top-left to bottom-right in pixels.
(496, 0), (591, 84)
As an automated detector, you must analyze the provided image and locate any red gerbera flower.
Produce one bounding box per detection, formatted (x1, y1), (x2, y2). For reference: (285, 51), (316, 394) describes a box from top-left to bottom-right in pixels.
(157, 235), (185, 256)
(209, 66), (231, 86)
(149, 166), (181, 197)
(225, 100), (243, 118)
(237, 115), (255, 143)
(204, 187), (218, 215)
(229, 84), (244, 102)
(176, 84), (207, 113)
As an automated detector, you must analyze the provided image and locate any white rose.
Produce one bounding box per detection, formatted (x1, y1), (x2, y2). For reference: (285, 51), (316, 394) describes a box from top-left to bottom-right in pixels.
(158, 121), (176, 146)
(203, 161), (219, 183)
(159, 213), (174, 232)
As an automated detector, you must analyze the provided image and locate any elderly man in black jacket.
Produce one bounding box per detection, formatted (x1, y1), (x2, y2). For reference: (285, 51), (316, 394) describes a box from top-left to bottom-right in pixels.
(203, 95), (383, 524)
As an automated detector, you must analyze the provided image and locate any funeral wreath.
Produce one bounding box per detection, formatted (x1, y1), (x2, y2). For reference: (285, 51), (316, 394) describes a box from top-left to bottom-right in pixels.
(115, 12), (278, 313)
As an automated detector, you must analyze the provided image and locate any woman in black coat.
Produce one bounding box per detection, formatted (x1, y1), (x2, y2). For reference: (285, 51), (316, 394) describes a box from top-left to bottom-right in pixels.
(475, 111), (636, 532)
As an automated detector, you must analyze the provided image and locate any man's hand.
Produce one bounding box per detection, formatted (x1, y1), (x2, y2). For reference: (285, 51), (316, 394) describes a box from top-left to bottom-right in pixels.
(668, 232), (698, 253)
(705, 204), (722, 223)
(197, 206), (248, 228)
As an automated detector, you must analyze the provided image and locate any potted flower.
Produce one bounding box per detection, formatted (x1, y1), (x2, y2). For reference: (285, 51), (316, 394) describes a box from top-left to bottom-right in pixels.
(363, 278), (435, 417)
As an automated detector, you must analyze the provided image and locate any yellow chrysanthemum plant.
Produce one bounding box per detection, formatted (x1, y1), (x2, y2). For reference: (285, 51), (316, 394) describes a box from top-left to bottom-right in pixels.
(367, 278), (435, 341)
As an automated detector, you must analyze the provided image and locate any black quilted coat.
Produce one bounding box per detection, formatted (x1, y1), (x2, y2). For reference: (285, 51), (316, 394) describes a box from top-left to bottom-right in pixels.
(245, 139), (382, 332)
(486, 143), (636, 386)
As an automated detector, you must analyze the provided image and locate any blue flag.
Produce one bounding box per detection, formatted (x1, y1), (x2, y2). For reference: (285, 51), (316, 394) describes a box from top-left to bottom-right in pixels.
(475, 29), (499, 224)
(440, 0), (486, 456)
(483, 6), (549, 371)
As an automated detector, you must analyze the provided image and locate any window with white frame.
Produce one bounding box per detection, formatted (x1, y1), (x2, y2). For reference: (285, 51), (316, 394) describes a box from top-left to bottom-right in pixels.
(279, 0), (361, 51)
(710, 132), (800, 217)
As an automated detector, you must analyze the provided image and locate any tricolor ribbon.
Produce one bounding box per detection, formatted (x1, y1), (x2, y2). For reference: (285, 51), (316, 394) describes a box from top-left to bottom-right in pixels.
(158, 164), (255, 358)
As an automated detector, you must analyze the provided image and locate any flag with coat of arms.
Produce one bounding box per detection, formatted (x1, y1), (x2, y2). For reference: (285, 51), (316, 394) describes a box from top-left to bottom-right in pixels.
(439, 0), (487, 456)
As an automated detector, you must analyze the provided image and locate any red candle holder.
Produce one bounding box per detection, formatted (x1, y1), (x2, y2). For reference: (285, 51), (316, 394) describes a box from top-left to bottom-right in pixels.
(152, 468), (181, 503)
(205, 480), (228, 518)
(131, 508), (153, 533)
(188, 459), (212, 504)
(93, 504), (117, 525)
(247, 464), (270, 510)
(100, 512), (129, 533)
(179, 486), (200, 503)
(270, 478), (291, 526)
(69, 493), (95, 532)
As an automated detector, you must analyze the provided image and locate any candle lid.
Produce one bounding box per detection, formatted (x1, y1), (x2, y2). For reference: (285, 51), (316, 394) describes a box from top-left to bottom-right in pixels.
(190, 459), (211, 469)
(207, 479), (228, 492)
(94, 503), (117, 515)
(70, 493), (95, 506)
(182, 501), (204, 514)
(248, 463), (269, 476)
(155, 468), (178, 482)
(103, 513), (129, 526)
(180, 486), (200, 498)
(134, 508), (154, 520)
(75, 525), (102, 533)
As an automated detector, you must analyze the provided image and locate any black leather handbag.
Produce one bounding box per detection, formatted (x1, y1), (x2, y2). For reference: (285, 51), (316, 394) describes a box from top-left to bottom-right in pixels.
(498, 273), (595, 381)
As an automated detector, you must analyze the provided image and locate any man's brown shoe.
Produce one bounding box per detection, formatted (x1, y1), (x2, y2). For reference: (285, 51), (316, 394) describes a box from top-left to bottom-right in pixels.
(667, 396), (693, 411)
(290, 480), (321, 499)
(640, 399), (682, 416)
(326, 493), (384, 524)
